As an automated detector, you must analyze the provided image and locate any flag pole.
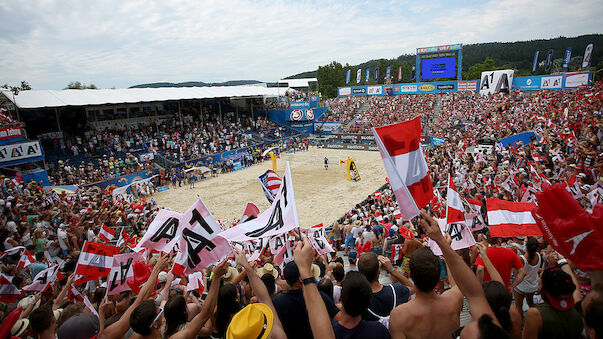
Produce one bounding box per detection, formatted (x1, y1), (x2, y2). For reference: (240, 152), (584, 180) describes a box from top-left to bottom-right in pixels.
(445, 173), (450, 226)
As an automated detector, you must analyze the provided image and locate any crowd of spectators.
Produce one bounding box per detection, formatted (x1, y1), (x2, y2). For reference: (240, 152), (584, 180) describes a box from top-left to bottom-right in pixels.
(0, 83), (601, 339)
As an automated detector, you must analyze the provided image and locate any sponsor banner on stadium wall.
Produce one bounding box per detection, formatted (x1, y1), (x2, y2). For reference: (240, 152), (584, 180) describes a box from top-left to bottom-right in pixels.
(329, 134), (375, 142)
(457, 81), (478, 92)
(0, 140), (44, 166)
(351, 87), (367, 96)
(325, 143), (379, 151)
(541, 75), (563, 89)
(315, 122), (342, 134)
(289, 122), (314, 134)
(479, 70), (514, 95)
(83, 169), (159, 192)
(0, 126), (24, 145)
(367, 86), (383, 95)
(513, 76), (542, 90)
(289, 101), (311, 109)
(564, 72), (589, 88)
(338, 87), (351, 96)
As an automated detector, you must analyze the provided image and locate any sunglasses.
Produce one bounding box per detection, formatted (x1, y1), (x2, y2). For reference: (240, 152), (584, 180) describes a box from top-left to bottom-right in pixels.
(153, 307), (164, 324)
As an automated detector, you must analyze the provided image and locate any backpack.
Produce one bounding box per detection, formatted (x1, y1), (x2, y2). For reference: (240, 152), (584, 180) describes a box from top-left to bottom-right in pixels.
(366, 285), (396, 329)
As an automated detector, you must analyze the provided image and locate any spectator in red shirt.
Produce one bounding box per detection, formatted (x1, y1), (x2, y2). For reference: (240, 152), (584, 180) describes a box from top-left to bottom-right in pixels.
(474, 236), (526, 289)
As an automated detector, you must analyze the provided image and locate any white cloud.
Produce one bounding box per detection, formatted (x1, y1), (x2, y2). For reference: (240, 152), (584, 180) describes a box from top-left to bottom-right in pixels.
(0, 0), (600, 89)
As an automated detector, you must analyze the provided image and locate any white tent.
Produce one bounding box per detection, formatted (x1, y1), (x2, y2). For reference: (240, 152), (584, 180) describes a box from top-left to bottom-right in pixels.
(0, 85), (290, 109)
(277, 78), (317, 88)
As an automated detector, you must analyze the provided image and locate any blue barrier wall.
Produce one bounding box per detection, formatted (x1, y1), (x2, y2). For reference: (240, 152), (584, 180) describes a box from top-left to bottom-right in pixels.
(262, 106), (327, 134)
(84, 169), (159, 193)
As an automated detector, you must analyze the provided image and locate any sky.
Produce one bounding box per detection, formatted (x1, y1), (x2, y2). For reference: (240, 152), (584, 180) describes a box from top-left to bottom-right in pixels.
(0, 0), (601, 90)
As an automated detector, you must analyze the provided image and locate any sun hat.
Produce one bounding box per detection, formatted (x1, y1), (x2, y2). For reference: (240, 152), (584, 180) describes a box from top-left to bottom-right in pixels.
(222, 266), (240, 284)
(257, 263), (278, 279)
(226, 303), (273, 339)
(11, 319), (29, 337)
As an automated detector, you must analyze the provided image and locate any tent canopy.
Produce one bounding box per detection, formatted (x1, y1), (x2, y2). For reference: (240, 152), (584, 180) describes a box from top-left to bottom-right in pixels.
(0, 85), (289, 109)
(277, 78), (317, 88)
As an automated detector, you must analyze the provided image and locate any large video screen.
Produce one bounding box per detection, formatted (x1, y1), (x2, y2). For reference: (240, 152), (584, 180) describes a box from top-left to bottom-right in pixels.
(421, 57), (456, 79)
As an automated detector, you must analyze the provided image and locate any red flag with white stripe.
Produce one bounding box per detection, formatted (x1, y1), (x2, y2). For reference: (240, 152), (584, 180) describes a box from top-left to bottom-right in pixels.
(0, 274), (21, 303)
(75, 241), (119, 279)
(372, 117), (433, 220)
(446, 176), (465, 224)
(239, 202), (260, 223)
(98, 224), (116, 243)
(68, 285), (98, 317)
(18, 249), (35, 268)
(486, 199), (542, 237)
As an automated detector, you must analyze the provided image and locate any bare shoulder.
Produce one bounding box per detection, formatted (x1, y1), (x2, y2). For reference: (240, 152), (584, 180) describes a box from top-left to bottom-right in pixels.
(390, 300), (414, 320)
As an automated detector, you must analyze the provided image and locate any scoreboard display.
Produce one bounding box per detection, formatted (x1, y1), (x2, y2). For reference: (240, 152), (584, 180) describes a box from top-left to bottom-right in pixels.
(416, 44), (462, 82)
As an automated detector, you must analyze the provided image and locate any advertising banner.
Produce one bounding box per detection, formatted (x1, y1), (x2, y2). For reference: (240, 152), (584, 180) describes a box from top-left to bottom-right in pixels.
(325, 143), (379, 151)
(329, 134), (375, 143)
(457, 81), (477, 92)
(351, 87), (367, 96)
(562, 47), (572, 70)
(540, 76), (563, 89)
(374, 67), (380, 82)
(499, 131), (537, 149)
(367, 86), (383, 95)
(0, 126), (24, 145)
(0, 140), (44, 166)
(345, 69), (351, 84)
(545, 49), (554, 71)
(356, 69), (361, 84)
(479, 70), (514, 95)
(564, 73), (589, 88)
(532, 51), (540, 73)
(513, 76), (542, 90)
(290, 101), (311, 109)
(411, 64), (416, 81)
(582, 43), (593, 68)
(386, 66), (391, 81)
(398, 66), (403, 81)
(315, 122), (341, 134)
(338, 87), (351, 96)
(84, 169), (159, 192)
(365, 68), (371, 83)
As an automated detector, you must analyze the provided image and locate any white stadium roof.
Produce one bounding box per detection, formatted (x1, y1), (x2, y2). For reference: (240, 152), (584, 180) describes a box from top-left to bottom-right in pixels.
(277, 78), (317, 88)
(0, 85), (288, 109)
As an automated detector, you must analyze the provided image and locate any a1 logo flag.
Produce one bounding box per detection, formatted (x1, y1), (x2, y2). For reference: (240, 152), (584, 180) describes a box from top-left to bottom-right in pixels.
(24, 265), (61, 291)
(107, 252), (143, 295)
(175, 198), (232, 274)
(428, 218), (476, 256)
(465, 212), (485, 232)
(221, 162), (300, 242)
(302, 226), (334, 255)
(567, 176), (584, 200)
(372, 117), (433, 221)
(136, 209), (185, 253)
(75, 241), (119, 279)
(245, 238), (269, 262)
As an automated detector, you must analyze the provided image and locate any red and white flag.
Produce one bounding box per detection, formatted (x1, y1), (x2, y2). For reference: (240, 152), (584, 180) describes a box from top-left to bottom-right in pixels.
(24, 265), (61, 291)
(393, 209), (402, 220)
(239, 202), (260, 223)
(302, 226), (334, 255)
(567, 175), (584, 200)
(486, 199), (542, 237)
(372, 117), (434, 220)
(136, 209), (185, 253)
(186, 271), (205, 294)
(68, 285), (98, 317)
(98, 224), (116, 243)
(374, 212), (383, 222)
(446, 176), (465, 225)
(107, 252), (143, 295)
(391, 244), (404, 261)
(0, 274), (21, 303)
(374, 191), (382, 198)
(75, 241), (119, 279)
(466, 198), (483, 212)
(18, 249), (35, 268)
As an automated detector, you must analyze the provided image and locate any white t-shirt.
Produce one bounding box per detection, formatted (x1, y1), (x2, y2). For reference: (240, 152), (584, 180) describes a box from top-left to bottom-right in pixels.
(351, 227), (363, 238)
(57, 229), (69, 251)
(362, 231), (374, 243)
(87, 229), (96, 241)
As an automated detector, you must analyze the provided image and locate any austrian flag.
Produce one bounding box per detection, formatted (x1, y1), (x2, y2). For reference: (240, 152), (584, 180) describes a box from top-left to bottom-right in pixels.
(372, 117), (434, 220)
(99, 224), (116, 243)
(446, 176), (465, 224)
(75, 241), (119, 278)
(486, 199), (542, 237)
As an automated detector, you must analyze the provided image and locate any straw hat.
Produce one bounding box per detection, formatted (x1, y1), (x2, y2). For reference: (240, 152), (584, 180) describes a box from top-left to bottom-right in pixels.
(222, 266), (240, 284)
(311, 264), (321, 280)
(353, 220), (362, 227)
(226, 303), (273, 339)
(257, 263), (278, 279)
(11, 319), (29, 337)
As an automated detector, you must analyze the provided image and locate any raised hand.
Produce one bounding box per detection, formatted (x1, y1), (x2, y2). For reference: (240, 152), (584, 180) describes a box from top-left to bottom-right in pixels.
(293, 237), (315, 279)
(420, 210), (443, 242)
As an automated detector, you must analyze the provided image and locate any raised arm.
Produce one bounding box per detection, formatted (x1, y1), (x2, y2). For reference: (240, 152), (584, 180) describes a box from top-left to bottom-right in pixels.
(420, 211), (498, 324)
(53, 273), (75, 310)
(171, 260), (229, 339)
(234, 249), (287, 339)
(101, 254), (170, 339)
(475, 243), (504, 285)
(378, 255), (415, 296)
(294, 237), (335, 339)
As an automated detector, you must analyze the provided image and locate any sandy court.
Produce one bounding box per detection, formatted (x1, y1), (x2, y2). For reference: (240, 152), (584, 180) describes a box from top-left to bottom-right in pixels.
(152, 147), (386, 228)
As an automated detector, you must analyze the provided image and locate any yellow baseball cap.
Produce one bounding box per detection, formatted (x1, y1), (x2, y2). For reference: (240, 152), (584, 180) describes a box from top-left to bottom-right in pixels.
(226, 303), (273, 339)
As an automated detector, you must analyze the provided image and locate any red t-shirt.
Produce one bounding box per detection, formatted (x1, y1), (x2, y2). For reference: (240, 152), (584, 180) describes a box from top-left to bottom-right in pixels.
(475, 246), (523, 287)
